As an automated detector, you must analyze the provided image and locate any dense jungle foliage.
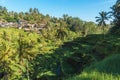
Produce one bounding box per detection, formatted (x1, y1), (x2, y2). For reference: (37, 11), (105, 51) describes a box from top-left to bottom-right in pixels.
(0, 0), (120, 80)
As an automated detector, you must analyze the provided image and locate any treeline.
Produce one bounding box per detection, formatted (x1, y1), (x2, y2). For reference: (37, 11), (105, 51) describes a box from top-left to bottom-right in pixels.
(0, 0), (120, 35)
(0, 5), (108, 36)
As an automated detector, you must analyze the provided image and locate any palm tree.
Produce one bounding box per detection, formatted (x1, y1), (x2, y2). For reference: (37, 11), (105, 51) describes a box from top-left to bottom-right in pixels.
(56, 20), (67, 40)
(110, 0), (120, 34)
(17, 33), (39, 80)
(56, 28), (67, 40)
(63, 14), (69, 21)
(29, 8), (33, 14)
(95, 11), (109, 38)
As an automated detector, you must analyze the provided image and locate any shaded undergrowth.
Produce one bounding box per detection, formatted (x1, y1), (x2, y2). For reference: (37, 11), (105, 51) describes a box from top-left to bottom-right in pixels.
(31, 34), (120, 80)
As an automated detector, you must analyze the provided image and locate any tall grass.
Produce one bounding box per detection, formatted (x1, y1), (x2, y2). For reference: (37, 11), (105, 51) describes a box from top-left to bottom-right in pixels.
(66, 54), (120, 80)
(67, 71), (120, 80)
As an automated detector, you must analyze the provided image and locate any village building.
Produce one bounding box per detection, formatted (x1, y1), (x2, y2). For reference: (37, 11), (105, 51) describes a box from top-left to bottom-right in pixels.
(0, 19), (47, 34)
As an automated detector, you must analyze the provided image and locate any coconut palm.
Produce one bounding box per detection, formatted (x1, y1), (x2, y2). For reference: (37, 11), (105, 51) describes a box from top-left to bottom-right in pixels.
(110, 0), (120, 33)
(96, 11), (109, 38)
(112, 0), (120, 22)
(56, 28), (67, 40)
(56, 20), (67, 40)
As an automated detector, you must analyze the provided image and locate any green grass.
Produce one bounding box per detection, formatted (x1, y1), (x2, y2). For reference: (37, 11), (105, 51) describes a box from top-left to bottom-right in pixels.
(66, 54), (120, 80)
(87, 54), (120, 74)
(67, 71), (120, 80)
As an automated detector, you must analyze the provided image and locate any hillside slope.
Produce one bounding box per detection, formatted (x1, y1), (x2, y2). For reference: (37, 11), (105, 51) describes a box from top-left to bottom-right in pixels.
(66, 54), (120, 80)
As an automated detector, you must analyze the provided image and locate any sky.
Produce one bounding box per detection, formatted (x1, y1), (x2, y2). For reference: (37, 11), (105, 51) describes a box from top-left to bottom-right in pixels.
(0, 0), (116, 22)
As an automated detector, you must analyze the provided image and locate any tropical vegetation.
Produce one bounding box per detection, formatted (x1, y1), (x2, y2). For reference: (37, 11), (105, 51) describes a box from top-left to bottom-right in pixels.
(0, 0), (120, 80)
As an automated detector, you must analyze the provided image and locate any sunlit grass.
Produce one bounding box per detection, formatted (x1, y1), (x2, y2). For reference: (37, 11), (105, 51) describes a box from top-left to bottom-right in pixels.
(67, 71), (120, 80)
(66, 54), (120, 80)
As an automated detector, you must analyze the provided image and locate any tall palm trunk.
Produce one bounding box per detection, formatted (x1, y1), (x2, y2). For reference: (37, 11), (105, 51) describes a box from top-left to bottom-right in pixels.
(103, 26), (105, 39)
